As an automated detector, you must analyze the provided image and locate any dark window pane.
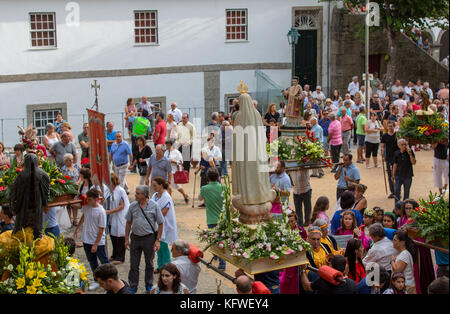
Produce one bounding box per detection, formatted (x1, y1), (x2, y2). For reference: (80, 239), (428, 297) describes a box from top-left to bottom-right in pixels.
(145, 20), (150, 27)
(37, 32), (42, 38)
(37, 23), (42, 30)
(42, 15), (47, 21)
(151, 36), (156, 43)
(44, 39), (48, 45)
(36, 15), (41, 21)
(30, 15), (35, 22)
(145, 35), (150, 42)
(135, 36), (140, 43)
(232, 33), (235, 40)
(32, 39), (37, 46)
(232, 11), (235, 17)
(49, 38), (54, 45)
(146, 12), (150, 19)
(31, 32), (36, 39)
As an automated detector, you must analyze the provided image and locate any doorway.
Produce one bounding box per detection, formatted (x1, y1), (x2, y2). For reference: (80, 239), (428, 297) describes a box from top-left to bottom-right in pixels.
(295, 30), (317, 89)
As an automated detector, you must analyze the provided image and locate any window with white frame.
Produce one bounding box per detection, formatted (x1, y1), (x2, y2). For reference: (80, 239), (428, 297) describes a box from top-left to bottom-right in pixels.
(226, 9), (248, 41)
(33, 109), (61, 141)
(134, 10), (158, 44)
(30, 12), (57, 48)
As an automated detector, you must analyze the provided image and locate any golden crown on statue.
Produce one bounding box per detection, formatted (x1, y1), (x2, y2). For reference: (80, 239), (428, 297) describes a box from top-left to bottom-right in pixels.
(238, 80), (248, 94)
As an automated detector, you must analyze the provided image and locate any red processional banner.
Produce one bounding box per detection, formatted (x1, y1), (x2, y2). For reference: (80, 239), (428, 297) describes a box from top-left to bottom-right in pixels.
(87, 109), (111, 190)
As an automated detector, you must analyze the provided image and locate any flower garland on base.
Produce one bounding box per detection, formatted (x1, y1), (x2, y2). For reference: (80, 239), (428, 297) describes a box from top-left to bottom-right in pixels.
(197, 177), (311, 262)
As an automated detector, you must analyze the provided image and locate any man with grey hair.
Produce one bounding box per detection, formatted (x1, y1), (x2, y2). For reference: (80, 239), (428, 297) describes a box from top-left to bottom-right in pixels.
(110, 131), (132, 194)
(347, 76), (359, 99)
(50, 131), (77, 168)
(207, 112), (221, 140)
(125, 185), (164, 294)
(312, 85), (326, 104)
(145, 144), (172, 195)
(362, 223), (398, 272)
(171, 239), (201, 294)
(167, 102), (183, 123)
(310, 117), (324, 178)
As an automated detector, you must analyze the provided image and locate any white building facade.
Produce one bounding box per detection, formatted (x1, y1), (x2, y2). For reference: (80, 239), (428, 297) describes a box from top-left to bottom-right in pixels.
(0, 0), (337, 147)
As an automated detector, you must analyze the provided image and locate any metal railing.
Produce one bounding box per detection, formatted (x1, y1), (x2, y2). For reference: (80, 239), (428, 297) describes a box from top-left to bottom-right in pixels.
(1, 108), (204, 149)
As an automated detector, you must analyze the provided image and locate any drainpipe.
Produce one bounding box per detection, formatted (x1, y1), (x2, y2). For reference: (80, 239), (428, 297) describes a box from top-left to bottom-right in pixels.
(327, 1), (331, 96)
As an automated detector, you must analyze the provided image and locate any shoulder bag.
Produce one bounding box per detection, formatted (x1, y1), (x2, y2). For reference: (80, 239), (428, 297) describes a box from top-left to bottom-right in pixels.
(174, 164), (189, 184)
(138, 203), (157, 235)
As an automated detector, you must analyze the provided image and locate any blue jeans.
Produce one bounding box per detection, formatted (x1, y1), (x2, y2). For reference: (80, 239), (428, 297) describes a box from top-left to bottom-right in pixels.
(394, 176), (412, 202)
(83, 243), (110, 275)
(219, 160), (228, 176)
(44, 225), (60, 239)
(208, 224), (226, 269)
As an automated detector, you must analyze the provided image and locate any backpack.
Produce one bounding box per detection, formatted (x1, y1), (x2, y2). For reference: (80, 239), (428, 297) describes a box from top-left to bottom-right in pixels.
(132, 116), (151, 137)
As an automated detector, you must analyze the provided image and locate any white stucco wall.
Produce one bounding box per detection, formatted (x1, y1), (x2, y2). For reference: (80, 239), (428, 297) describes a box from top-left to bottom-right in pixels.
(0, 0), (326, 75)
(0, 72), (204, 147)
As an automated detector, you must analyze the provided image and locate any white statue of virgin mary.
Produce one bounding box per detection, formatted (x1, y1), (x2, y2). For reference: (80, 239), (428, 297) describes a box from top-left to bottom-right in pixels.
(231, 82), (275, 224)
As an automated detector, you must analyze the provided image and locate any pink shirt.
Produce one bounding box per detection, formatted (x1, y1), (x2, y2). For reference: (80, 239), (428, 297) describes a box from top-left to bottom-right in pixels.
(328, 120), (343, 146)
(340, 115), (353, 132)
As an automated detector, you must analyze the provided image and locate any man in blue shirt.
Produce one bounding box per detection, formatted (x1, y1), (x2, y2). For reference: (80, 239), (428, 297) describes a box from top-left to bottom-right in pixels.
(106, 121), (117, 153)
(319, 111), (331, 150)
(337, 100), (353, 117)
(270, 161), (291, 220)
(109, 131), (133, 194)
(310, 117), (325, 178)
(334, 153), (360, 200)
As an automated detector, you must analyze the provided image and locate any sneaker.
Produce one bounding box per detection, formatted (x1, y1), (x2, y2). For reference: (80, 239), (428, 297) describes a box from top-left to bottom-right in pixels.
(129, 287), (136, 294)
(310, 174), (319, 178)
(88, 282), (100, 291)
(388, 193), (395, 199)
(356, 160), (364, 164)
(366, 165), (371, 169)
(374, 164), (381, 168)
(146, 286), (153, 294)
(198, 203), (206, 208)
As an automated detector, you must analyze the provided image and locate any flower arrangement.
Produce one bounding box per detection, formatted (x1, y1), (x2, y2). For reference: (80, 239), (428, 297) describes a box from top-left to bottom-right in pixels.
(293, 129), (331, 166)
(0, 232), (88, 294)
(0, 158), (78, 205)
(266, 130), (332, 167)
(397, 113), (449, 144)
(197, 177), (311, 262)
(407, 191), (449, 248)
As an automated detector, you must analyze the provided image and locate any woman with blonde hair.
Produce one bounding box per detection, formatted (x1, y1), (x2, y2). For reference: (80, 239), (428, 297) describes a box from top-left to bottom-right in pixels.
(353, 183), (368, 214)
(43, 123), (60, 156)
(61, 122), (74, 142)
(166, 113), (178, 141)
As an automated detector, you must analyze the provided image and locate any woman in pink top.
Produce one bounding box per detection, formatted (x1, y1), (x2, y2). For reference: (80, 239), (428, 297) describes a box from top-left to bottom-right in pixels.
(339, 107), (354, 155)
(327, 113), (343, 171)
(124, 98), (137, 138)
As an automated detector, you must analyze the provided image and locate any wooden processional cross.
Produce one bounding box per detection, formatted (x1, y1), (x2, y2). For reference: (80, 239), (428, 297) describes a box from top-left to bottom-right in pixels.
(91, 79), (100, 111)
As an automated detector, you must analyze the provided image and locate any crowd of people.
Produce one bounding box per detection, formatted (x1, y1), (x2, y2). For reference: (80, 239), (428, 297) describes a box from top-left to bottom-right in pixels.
(0, 77), (448, 295)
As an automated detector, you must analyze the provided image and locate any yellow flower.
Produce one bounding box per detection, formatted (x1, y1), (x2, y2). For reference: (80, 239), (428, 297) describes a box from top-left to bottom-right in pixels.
(26, 285), (37, 294)
(32, 278), (42, 287)
(26, 268), (35, 279)
(16, 277), (26, 289)
(443, 122), (448, 128)
(37, 270), (46, 279)
(50, 182), (55, 186)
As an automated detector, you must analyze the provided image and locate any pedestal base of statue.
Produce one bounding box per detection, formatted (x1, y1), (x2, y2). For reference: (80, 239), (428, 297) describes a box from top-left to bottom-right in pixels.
(231, 191), (277, 225)
(279, 125), (307, 138)
(209, 244), (308, 275)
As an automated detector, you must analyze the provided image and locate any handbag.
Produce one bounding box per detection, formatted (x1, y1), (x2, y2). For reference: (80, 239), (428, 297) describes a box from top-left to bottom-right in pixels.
(138, 162), (148, 176)
(174, 164), (189, 184)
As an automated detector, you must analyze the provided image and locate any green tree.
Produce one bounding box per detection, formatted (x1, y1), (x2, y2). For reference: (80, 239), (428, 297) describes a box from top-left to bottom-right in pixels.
(326, 0), (449, 88)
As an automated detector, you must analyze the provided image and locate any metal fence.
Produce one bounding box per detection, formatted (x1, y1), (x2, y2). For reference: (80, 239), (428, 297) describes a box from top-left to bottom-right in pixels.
(1, 108), (204, 149)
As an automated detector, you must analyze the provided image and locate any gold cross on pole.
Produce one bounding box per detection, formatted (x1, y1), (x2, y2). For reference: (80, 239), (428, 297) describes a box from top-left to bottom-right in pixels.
(91, 79), (100, 111)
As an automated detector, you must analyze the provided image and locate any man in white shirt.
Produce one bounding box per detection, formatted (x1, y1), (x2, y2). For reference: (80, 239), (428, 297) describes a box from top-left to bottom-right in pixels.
(202, 137), (222, 168)
(423, 82), (433, 100)
(393, 92), (407, 117)
(177, 113), (196, 172)
(404, 81), (415, 98)
(137, 96), (154, 118)
(391, 80), (404, 101)
(347, 76), (360, 99)
(167, 102), (183, 123)
(312, 86), (326, 103)
(415, 79), (423, 92)
(171, 239), (201, 294)
(362, 224), (398, 272)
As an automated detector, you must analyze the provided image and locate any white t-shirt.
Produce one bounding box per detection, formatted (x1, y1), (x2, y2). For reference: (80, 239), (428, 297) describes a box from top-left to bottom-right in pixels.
(81, 205), (107, 245)
(395, 250), (415, 286)
(167, 108), (183, 123)
(394, 99), (407, 117)
(202, 145), (222, 161)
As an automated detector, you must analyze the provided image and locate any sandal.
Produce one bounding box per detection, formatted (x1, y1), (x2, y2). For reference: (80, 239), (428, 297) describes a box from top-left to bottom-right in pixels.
(184, 196), (190, 204)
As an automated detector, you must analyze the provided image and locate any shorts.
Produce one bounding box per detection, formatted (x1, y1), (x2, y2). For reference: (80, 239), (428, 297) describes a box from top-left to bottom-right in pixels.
(357, 134), (365, 147)
(365, 142), (379, 158)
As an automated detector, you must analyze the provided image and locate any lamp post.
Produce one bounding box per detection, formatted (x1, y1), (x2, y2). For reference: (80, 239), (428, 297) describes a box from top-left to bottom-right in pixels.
(287, 26), (300, 78)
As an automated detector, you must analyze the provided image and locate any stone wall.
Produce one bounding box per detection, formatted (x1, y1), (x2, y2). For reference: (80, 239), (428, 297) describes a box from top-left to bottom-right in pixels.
(330, 8), (449, 95)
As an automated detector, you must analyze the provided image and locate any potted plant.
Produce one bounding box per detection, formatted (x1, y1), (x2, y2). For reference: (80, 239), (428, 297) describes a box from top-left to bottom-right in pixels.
(406, 191), (449, 248)
(397, 112), (449, 145)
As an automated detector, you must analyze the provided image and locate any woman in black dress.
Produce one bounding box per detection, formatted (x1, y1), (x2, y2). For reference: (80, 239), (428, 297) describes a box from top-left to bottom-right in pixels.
(264, 103), (280, 139)
(129, 136), (152, 185)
